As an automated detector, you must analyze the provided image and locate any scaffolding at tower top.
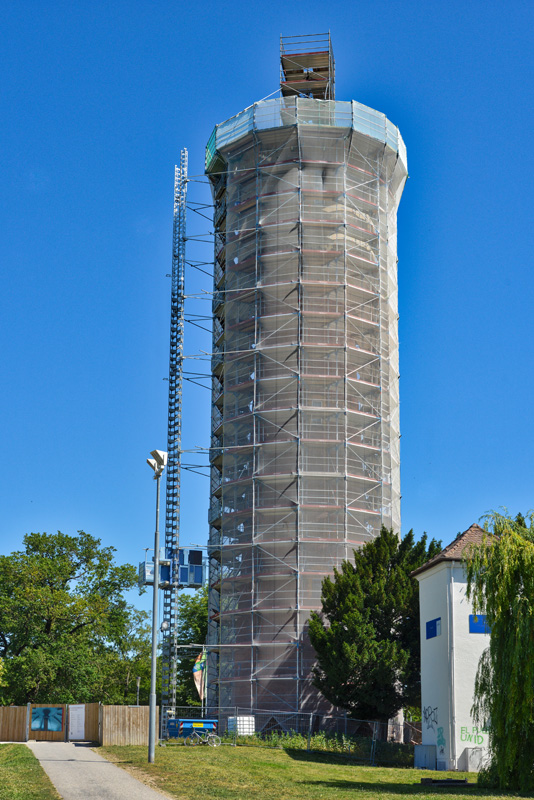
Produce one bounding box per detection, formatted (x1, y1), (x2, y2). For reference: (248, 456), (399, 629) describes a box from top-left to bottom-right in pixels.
(280, 32), (335, 100)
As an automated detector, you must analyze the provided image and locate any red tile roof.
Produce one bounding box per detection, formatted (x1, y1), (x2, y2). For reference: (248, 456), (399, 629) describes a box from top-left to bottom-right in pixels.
(411, 523), (493, 577)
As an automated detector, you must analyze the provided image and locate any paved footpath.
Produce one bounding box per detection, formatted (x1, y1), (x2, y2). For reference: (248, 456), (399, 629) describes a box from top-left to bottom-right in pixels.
(26, 741), (170, 800)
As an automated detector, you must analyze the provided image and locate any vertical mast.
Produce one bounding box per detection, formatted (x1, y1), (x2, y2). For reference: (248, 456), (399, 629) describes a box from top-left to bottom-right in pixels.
(161, 149), (188, 711)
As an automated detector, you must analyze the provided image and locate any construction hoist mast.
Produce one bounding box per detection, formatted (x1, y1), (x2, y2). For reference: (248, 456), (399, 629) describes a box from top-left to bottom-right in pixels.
(161, 149), (188, 711)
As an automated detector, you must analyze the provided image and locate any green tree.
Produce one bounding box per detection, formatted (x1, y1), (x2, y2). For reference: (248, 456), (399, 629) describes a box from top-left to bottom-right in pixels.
(173, 586), (208, 706)
(308, 527), (441, 721)
(465, 510), (534, 792)
(98, 605), (153, 705)
(0, 530), (147, 705)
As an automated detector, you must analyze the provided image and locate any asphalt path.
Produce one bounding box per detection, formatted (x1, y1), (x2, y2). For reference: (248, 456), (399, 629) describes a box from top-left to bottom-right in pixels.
(26, 741), (170, 800)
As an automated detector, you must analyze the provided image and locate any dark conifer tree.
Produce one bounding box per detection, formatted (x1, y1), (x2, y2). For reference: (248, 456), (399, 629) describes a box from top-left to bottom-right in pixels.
(308, 527), (441, 721)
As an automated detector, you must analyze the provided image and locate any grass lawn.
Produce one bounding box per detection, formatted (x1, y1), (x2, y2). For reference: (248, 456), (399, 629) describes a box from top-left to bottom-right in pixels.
(0, 744), (60, 800)
(99, 744), (516, 800)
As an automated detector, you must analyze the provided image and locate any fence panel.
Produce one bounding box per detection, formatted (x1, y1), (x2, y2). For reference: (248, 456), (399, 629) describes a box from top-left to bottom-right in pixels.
(0, 706), (27, 741)
(84, 703), (100, 742)
(161, 705), (419, 767)
(29, 704), (66, 741)
(233, 708), (375, 763)
(100, 705), (157, 746)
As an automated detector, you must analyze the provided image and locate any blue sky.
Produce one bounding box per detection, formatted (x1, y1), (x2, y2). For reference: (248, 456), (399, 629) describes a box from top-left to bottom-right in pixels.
(1, 0), (533, 608)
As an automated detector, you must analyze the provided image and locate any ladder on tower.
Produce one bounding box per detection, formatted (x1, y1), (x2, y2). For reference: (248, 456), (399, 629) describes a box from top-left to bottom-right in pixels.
(161, 149), (188, 712)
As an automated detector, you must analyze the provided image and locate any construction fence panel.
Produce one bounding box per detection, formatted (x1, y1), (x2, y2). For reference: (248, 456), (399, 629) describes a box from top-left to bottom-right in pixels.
(161, 705), (420, 766)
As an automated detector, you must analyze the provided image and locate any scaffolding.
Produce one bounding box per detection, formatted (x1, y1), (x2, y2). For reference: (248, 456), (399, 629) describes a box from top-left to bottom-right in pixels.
(205, 92), (407, 714)
(161, 150), (188, 711)
(280, 33), (335, 100)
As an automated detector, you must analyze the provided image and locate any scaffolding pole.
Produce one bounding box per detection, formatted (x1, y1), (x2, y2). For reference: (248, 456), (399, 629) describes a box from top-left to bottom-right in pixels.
(161, 149), (188, 711)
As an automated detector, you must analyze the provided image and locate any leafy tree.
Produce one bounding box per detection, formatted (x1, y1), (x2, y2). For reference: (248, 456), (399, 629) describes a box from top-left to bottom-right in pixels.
(308, 527), (441, 722)
(465, 510), (534, 792)
(0, 530), (148, 705)
(173, 586), (208, 706)
(97, 605), (153, 705)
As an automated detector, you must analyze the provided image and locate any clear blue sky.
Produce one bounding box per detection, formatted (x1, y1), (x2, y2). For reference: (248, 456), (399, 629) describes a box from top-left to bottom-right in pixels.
(1, 0), (533, 607)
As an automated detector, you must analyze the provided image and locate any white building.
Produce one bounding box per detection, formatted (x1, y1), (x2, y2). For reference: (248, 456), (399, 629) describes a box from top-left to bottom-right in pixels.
(412, 524), (491, 772)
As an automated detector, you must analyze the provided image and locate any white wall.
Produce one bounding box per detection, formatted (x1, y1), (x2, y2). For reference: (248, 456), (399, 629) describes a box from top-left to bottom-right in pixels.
(418, 563), (451, 767)
(451, 563), (490, 771)
(417, 561), (490, 771)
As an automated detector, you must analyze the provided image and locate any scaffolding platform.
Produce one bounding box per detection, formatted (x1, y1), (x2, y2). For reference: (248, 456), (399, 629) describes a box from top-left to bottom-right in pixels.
(280, 33), (335, 100)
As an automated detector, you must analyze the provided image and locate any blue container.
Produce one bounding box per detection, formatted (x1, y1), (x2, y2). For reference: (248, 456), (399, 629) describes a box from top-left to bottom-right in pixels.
(168, 718), (217, 738)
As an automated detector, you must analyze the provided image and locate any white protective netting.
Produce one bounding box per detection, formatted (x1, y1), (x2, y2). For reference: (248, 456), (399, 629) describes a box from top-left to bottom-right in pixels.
(207, 97), (407, 712)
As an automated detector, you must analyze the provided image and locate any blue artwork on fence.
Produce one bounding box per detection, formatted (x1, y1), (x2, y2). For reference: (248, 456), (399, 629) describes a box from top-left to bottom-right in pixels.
(31, 707), (64, 732)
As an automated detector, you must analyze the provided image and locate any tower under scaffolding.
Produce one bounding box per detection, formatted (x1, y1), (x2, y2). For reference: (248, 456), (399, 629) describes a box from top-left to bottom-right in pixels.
(161, 150), (188, 711)
(205, 35), (408, 713)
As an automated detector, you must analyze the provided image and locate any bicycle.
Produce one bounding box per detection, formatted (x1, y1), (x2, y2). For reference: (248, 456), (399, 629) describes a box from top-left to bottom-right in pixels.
(184, 730), (221, 747)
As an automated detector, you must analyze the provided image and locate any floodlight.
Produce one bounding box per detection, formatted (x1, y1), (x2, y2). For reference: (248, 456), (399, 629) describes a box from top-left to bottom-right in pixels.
(150, 449), (168, 467)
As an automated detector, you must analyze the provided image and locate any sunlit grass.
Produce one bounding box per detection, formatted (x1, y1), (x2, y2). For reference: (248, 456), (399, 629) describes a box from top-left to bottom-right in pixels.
(0, 744), (60, 800)
(99, 744), (513, 800)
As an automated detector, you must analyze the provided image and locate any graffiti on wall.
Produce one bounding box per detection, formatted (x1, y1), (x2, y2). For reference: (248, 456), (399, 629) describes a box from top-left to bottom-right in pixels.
(437, 726), (446, 756)
(461, 726), (487, 745)
(423, 705), (438, 731)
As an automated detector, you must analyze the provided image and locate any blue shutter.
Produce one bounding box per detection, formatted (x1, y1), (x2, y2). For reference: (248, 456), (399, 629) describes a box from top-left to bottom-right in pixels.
(426, 618), (441, 639)
(469, 614), (490, 633)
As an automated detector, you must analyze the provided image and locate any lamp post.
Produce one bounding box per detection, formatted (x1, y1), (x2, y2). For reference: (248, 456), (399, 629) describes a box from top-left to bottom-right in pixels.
(147, 449), (167, 764)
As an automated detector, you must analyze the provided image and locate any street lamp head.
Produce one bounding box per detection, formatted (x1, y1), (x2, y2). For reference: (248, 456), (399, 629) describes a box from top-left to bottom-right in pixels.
(147, 456), (164, 478)
(150, 450), (168, 468)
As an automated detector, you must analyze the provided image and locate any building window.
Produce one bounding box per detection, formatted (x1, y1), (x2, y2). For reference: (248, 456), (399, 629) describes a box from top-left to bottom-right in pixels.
(469, 614), (490, 634)
(426, 618), (441, 639)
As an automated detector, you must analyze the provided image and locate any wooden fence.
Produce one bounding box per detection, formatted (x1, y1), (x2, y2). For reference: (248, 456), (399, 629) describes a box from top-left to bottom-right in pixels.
(99, 705), (157, 746)
(0, 706), (27, 742)
(85, 702), (100, 742)
(0, 703), (153, 745)
(30, 703), (67, 742)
